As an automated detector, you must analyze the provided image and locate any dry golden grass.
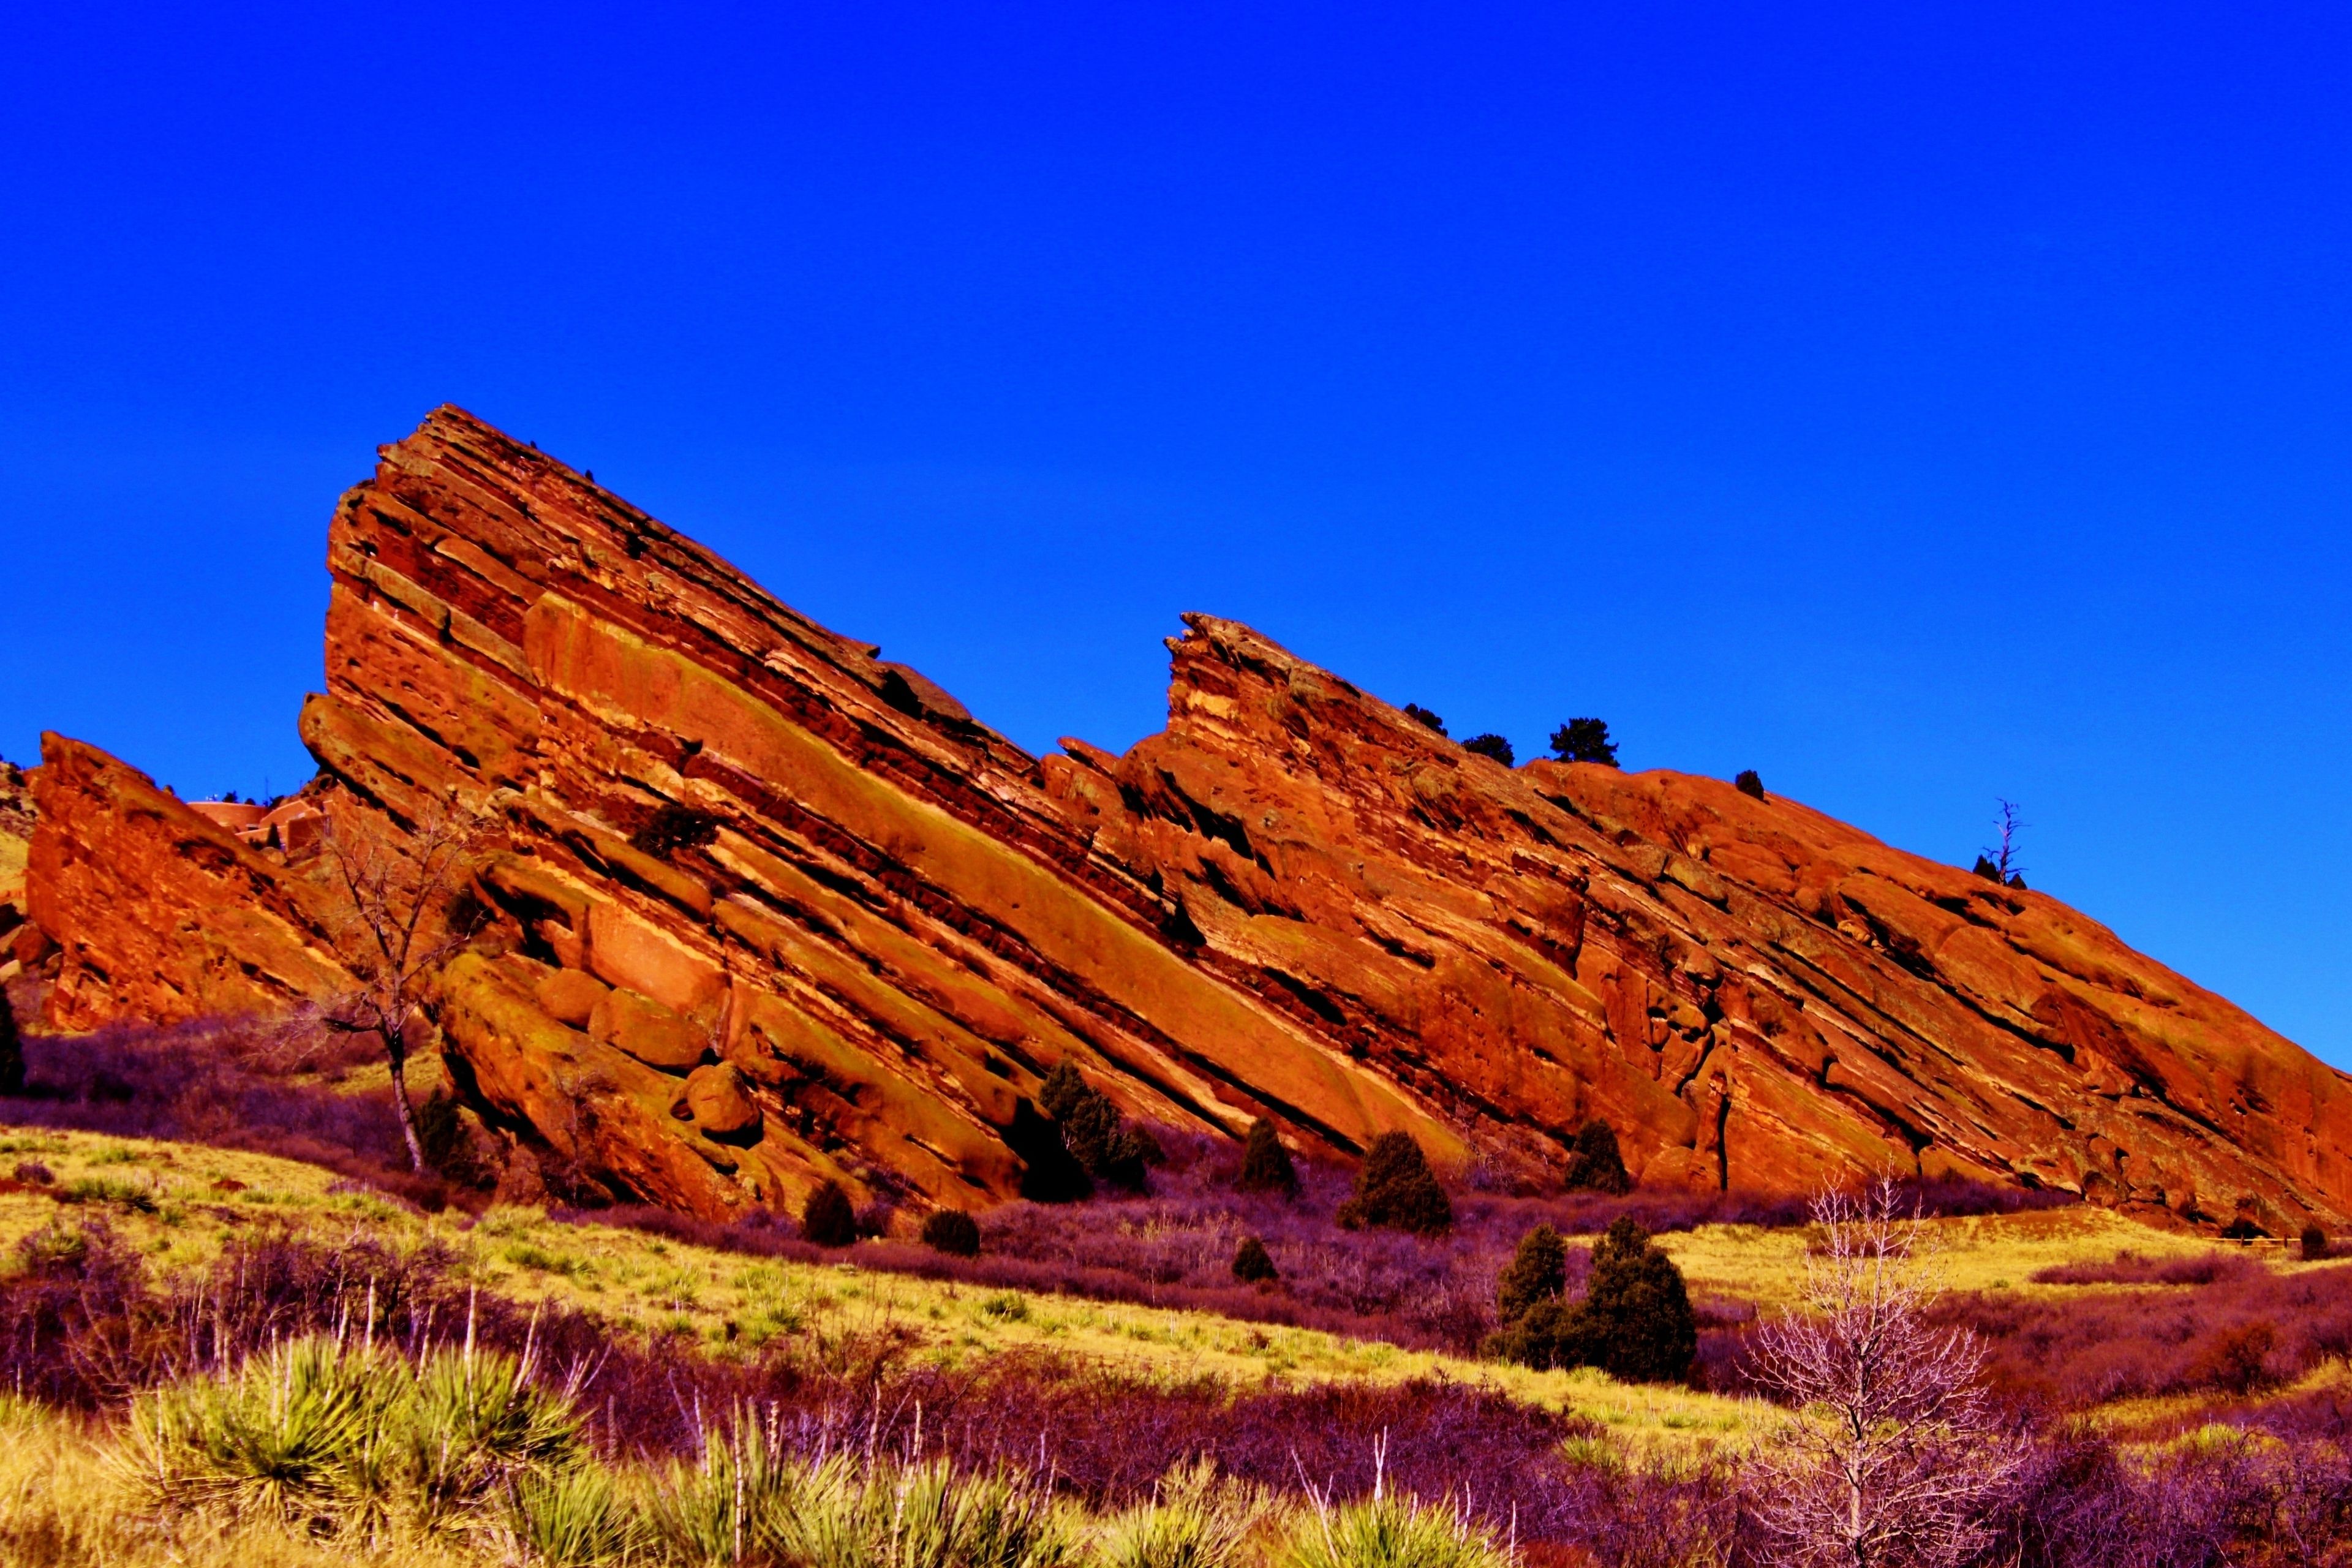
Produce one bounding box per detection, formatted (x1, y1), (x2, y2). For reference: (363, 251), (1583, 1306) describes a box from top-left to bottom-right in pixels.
(0, 1395), (479, 1568)
(1655, 1203), (2234, 1314)
(0, 1128), (1786, 1455)
(0, 1126), (2301, 1468)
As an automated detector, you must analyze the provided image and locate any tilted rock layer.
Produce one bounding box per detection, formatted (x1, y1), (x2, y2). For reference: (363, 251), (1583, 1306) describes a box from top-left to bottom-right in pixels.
(26, 407), (2352, 1229)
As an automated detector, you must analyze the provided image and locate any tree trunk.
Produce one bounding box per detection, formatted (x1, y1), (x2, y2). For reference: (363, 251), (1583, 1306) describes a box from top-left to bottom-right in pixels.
(385, 1036), (429, 1174)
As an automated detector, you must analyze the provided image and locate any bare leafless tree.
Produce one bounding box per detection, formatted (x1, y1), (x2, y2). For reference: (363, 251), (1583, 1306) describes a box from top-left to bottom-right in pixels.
(1748, 1179), (2019, 1568)
(1984, 799), (2026, 886)
(320, 805), (488, 1174)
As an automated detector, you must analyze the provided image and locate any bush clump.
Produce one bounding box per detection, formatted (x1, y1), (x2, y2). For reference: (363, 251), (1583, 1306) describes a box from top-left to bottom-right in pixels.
(1235, 1117), (1298, 1199)
(1734, 769), (1765, 800)
(1547, 718), (1618, 767)
(2190, 1321), (2279, 1395)
(922, 1208), (982, 1257)
(1402, 704), (1449, 736)
(1460, 734), (1515, 767)
(1487, 1217), (1695, 1384)
(1335, 1132), (1452, 1238)
(2302, 1224), (2331, 1261)
(1232, 1235), (1279, 1284)
(801, 1180), (858, 1248)
(1039, 1063), (1158, 1193)
(1562, 1119), (1631, 1196)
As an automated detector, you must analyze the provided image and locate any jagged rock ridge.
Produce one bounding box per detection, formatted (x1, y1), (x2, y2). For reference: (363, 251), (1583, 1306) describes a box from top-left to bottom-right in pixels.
(23, 408), (2352, 1231)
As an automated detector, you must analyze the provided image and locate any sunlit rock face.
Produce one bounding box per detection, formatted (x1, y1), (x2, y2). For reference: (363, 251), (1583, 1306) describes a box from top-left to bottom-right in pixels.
(25, 407), (2352, 1233)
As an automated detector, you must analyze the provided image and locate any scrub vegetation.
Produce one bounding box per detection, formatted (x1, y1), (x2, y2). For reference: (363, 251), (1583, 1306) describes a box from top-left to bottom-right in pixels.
(4, 1019), (2352, 1564)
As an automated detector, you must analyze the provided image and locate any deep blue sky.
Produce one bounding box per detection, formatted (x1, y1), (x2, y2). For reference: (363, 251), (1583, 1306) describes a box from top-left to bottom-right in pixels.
(5, 4), (2350, 1063)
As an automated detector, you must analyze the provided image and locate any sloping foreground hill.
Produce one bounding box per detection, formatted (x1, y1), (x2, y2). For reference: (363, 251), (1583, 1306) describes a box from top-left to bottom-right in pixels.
(18, 407), (2352, 1229)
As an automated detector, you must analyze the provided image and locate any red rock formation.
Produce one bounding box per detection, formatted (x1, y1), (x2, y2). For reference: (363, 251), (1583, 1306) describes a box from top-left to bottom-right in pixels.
(24, 407), (2352, 1232)
(29, 739), (351, 1027)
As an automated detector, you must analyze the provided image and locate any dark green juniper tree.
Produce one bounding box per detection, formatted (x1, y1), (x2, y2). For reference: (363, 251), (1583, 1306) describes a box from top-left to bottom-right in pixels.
(921, 1208), (981, 1257)
(1487, 1217), (1696, 1384)
(1495, 1224), (1567, 1324)
(1236, 1116), (1299, 1198)
(1336, 1131), (1453, 1237)
(1564, 1119), (1632, 1195)
(1548, 718), (1619, 767)
(1232, 1235), (1279, 1283)
(1039, 1062), (1157, 1192)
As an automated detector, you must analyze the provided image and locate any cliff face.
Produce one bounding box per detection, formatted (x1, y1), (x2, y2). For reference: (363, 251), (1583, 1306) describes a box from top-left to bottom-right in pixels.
(24, 407), (2352, 1231)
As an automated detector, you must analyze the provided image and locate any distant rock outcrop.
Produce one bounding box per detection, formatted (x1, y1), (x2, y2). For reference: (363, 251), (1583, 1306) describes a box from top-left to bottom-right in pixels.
(20, 408), (2352, 1232)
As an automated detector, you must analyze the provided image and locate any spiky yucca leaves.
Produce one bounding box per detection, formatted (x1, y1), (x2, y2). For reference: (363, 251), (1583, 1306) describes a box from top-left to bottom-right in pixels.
(1284, 1488), (1513, 1568)
(653, 1427), (1077, 1568)
(509, 1460), (646, 1567)
(118, 1333), (591, 1545)
(648, 1405), (809, 1567)
(405, 1338), (584, 1530)
(118, 1336), (404, 1537)
(1094, 1458), (1267, 1568)
(786, 1451), (1073, 1568)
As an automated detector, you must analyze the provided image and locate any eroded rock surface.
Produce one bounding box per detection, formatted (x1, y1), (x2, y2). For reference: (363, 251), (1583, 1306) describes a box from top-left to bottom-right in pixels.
(24, 407), (2352, 1231)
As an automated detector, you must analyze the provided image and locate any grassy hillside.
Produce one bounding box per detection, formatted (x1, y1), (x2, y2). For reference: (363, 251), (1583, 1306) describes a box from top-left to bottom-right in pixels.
(4, 1127), (2338, 1455)
(2, 1127), (2348, 1565)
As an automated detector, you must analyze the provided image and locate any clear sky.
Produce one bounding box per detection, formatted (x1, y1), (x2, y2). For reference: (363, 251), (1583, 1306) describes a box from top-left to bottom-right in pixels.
(4, 5), (2349, 1063)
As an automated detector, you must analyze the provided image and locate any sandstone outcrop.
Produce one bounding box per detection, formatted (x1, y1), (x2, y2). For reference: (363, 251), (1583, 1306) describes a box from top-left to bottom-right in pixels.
(28, 740), (352, 1025)
(23, 407), (2352, 1232)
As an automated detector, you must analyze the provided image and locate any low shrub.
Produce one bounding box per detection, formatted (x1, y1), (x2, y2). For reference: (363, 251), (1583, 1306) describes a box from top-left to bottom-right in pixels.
(1460, 735), (1515, 767)
(1733, 769), (1765, 800)
(2303, 1224), (2331, 1261)
(0, 1014), (478, 1212)
(801, 1180), (858, 1248)
(1401, 705), (1448, 737)
(2029, 1249), (2260, 1287)
(922, 1208), (983, 1257)
(1232, 1236), (1279, 1284)
(2188, 1321), (2281, 1396)
(1901, 1256), (2352, 1410)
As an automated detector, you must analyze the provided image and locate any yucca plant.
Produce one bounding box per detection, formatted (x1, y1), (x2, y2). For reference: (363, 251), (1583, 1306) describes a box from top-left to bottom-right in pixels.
(759, 1448), (1072, 1568)
(117, 1335), (405, 1537)
(1095, 1457), (1266, 1568)
(1284, 1447), (1512, 1568)
(405, 1337), (585, 1531)
(649, 1404), (805, 1566)
(511, 1458), (647, 1567)
(889, 1457), (1072, 1568)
